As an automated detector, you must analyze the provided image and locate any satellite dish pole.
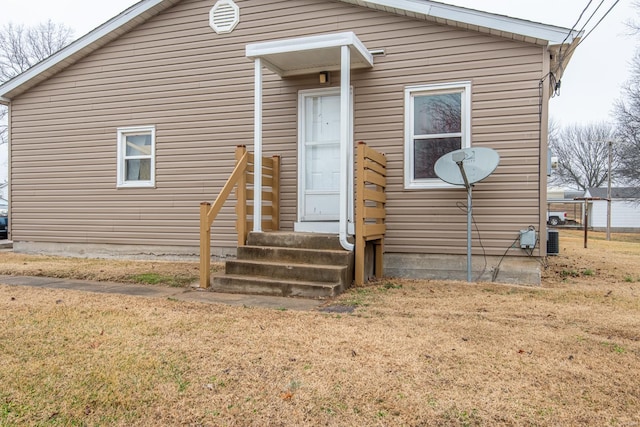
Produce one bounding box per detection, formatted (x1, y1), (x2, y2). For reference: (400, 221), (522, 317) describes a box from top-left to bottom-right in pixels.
(434, 147), (500, 283)
(452, 152), (473, 282)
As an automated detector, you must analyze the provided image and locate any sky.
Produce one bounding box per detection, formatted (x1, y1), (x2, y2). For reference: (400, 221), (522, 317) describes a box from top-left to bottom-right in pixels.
(0, 0), (637, 197)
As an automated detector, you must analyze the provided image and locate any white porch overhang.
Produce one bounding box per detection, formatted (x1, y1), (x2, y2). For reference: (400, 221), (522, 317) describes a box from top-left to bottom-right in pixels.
(246, 31), (374, 77)
(245, 32), (374, 251)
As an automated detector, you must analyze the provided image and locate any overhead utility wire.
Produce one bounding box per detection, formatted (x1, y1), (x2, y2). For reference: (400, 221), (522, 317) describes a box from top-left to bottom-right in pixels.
(557, 0), (594, 63)
(554, 0), (621, 76)
(545, 0), (603, 96)
(564, 0), (621, 57)
(556, 0), (606, 75)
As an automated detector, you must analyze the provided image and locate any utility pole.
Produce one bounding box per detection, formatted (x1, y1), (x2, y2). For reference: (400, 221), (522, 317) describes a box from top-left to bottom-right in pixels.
(606, 140), (612, 241)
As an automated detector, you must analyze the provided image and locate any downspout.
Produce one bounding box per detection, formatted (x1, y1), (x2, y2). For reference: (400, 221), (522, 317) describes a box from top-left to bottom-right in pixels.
(253, 57), (263, 232)
(539, 45), (551, 255)
(2, 98), (10, 241)
(339, 45), (354, 251)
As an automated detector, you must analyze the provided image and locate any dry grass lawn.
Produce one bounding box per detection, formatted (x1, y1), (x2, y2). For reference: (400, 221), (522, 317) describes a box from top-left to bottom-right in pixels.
(0, 254), (208, 287)
(0, 230), (639, 426)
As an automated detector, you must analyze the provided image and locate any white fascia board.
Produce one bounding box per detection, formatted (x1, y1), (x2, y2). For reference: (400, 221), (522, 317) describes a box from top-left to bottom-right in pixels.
(0, 0), (170, 100)
(357, 0), (579, 45)
(246, 31), (374, 67)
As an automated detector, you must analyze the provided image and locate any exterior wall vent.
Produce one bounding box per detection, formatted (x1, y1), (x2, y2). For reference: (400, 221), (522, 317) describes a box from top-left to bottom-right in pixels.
(209, 0), (240, 34)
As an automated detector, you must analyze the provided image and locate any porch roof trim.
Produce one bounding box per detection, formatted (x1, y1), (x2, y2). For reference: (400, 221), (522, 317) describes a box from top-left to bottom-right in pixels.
(245, 32), (374, 77)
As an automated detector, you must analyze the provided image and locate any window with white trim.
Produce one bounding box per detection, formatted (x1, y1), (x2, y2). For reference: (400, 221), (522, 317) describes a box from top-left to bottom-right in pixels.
(404, 82), (471, 189)
(117, 126), (155, 188)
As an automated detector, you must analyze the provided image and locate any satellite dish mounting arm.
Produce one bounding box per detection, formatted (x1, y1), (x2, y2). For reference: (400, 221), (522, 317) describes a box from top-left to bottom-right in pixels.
(452, 151), (471, 190)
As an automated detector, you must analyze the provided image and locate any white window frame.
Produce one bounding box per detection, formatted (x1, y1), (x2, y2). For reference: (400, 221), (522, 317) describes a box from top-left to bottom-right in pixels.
(404, 81), (471, 189)
(117, 125), (156, 188)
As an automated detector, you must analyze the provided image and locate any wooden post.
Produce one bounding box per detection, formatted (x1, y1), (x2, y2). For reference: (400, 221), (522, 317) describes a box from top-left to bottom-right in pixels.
(355, 143), (366, 286)
(583, 199), (589, 249)
(375, 240), (383, 278)
(200, 202), (212, 288)
(375, 150), (385, 279)
(235, 146), (248, 247)
(272, 155), (280, 231)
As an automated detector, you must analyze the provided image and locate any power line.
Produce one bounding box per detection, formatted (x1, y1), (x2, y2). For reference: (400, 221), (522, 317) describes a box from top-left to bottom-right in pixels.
(577, 0), (607, 34)
(556, 0), (606, 73)
(558, 0), (594, 61)
(568, 0), (621, 55)
(553, 0), (622, 77)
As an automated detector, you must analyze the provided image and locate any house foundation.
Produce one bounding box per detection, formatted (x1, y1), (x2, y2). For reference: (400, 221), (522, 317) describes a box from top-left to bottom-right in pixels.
(384, 253), (542, 285)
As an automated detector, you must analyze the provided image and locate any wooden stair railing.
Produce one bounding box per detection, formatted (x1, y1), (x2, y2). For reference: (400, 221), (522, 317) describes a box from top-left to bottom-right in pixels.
(200, 145), (280, 288)
(355, 141), (387, 286)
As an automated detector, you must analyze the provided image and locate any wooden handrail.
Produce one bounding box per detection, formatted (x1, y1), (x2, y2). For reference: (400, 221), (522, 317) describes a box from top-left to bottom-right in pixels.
(200, 145), (280, 288)
(355, 141), (387, 286)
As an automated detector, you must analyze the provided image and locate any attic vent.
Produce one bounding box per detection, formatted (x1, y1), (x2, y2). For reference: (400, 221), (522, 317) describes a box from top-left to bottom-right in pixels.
(209, 0), (240, 34)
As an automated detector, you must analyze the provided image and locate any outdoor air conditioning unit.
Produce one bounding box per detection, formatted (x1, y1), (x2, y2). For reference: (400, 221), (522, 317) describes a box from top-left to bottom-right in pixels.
(547, 229), (559, 255)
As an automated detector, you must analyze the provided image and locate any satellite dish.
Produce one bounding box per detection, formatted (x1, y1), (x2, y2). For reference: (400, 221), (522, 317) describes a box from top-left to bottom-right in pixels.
(434, 147), (500, 283)
(434, 147), (500, 186)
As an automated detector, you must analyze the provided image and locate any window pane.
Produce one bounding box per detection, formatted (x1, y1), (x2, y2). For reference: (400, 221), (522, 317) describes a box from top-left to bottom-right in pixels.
(414, 137), (461, 179)
(305, 142), (340, 191)
(414, 93), (461, 135)
(305, 95), (340, 143)
(126, 159), (151, 181)
(125, 134), (152, 156)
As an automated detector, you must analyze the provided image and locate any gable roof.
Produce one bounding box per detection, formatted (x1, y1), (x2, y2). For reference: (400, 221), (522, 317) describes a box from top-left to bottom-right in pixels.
(342, 0), (578, 45)
(0, 0), (580, 103)
(586, 187), (640, 200)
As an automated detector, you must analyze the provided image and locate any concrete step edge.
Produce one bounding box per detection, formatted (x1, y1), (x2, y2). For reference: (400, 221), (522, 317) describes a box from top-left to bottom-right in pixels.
(237, 246), (353, 264)
(212, 274), (343, 299)
(227, 259), (348, 270)
(246, 232), (348, 250)
(213, 273), (341, 288)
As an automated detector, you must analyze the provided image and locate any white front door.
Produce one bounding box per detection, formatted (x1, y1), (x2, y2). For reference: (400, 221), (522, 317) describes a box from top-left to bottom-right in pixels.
(296, 87), (354, 233)
(299, 89), (342, 225)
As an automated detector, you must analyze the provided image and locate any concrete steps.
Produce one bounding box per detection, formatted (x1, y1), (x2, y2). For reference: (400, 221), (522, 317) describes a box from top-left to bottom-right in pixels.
(211, 232), (354, 299)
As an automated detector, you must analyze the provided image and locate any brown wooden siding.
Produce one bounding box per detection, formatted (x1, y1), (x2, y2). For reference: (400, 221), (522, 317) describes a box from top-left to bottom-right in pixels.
(9, 0), (546, 256)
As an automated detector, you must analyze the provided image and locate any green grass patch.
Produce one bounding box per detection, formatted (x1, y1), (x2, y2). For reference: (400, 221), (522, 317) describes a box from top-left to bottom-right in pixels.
(128, 273), (196, 287)
(382, 281), (403, 290)
(341, 288), (374, 307)
(601, 342), (626, 354)
(560, 269), (580, 278)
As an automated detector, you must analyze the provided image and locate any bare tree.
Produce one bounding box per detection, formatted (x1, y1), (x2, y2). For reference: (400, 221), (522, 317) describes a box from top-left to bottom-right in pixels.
(614, 23), (640, 187)
(611, 2), (640, 187)
(0, 20), (73, 82)
(0, 20), (74, 145)
(549, 122), (618, 191)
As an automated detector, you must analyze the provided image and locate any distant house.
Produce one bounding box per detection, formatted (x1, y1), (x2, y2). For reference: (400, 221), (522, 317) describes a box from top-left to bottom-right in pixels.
(584, 188), (640, 232)
(0, 0), (581, 284)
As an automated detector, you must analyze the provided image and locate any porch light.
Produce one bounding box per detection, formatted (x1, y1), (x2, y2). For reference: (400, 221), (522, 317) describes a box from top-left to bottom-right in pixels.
(319, 71), (330, 84)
